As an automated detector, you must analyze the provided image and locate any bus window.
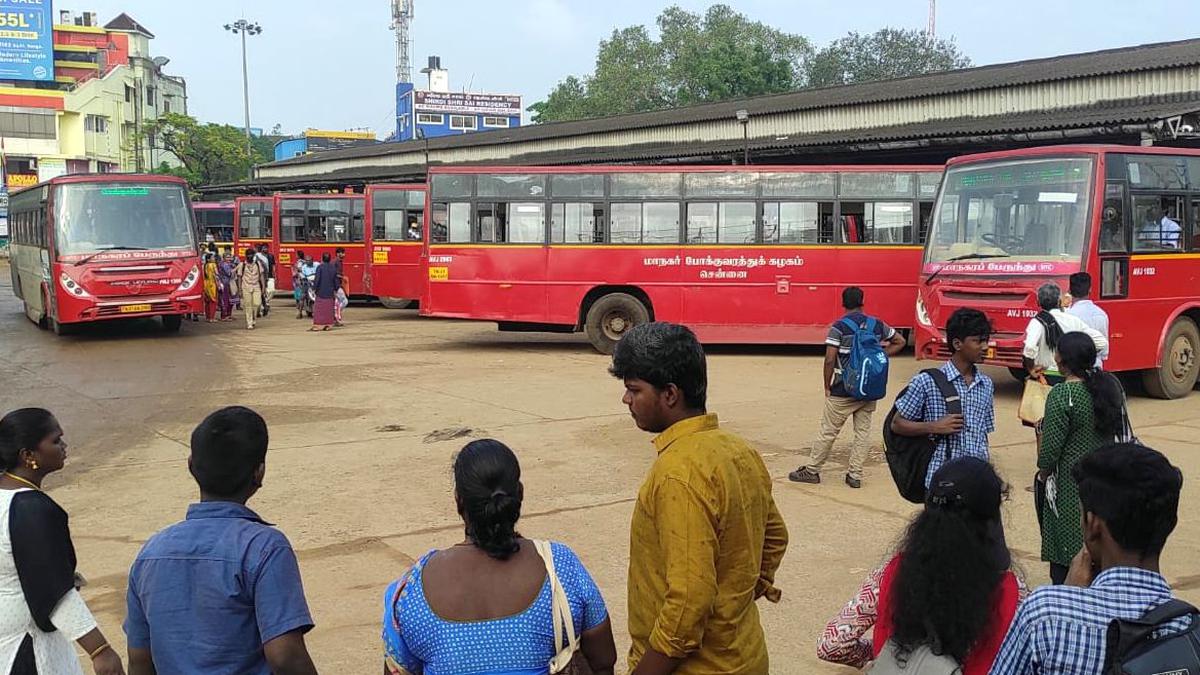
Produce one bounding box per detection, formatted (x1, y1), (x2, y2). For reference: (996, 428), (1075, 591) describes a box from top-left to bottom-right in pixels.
(611, 173), (682, 198)
(839, 172), (915, 199)
(840, 202), (914, 244)
(280, 199), (306, 242)
(434, 202), (470, 242)
(1192, 199), (1200, 251)
(761, 173), (836, 198)
(478, 174), (545, 199)
(611, 202), (680, 244)
(1132, 195), (1186, 252)
(684, 173), (756, 198)
(431, 174), (473, 199)
(762, 202), (832, 244)
(686, 201), (757, 244)
(686, 203), (717, 243)
(551, 203), (604, 243)
(610, 203), (641, 243)
(238, 202), (272, 239)
(550, 174), (605, 198)
(918, 201), (935, 243)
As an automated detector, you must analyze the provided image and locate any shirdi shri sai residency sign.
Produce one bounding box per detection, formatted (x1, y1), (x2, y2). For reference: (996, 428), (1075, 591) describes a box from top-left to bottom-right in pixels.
(0, 0), (53, 82)
(414, 91), (522, 116)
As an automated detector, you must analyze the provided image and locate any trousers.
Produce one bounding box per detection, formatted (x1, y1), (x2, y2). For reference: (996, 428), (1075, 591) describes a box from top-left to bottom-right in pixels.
(243, 287), (262, 328)
(805, 395), (877, 480)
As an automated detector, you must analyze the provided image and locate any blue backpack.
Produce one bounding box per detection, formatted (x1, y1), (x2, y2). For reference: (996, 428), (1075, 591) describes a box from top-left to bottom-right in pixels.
(839, 317), (889, 401)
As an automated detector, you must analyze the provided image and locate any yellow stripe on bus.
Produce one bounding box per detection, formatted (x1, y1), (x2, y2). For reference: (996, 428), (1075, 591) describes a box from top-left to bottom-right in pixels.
(1130, 253), (1200, 261)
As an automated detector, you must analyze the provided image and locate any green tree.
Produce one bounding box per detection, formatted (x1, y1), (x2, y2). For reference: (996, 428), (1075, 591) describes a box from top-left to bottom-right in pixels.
(140, 113), (273, 187)
(529, 4), (810, 123)
(806, 28), (971, 87)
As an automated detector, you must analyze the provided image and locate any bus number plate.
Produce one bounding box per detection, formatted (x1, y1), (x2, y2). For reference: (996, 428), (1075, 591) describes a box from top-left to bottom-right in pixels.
(120, 304), (152, 314)
(428, 266), (449, 281)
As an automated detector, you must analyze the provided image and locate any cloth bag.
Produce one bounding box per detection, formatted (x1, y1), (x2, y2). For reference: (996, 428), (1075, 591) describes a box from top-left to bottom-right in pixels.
(1018, 377), (1052, 426)
(533, 540), (591, 675)
(869, 640), (961, 674)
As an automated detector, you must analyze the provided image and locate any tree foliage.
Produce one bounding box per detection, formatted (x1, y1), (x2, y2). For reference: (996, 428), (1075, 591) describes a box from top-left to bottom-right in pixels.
(805, 28), (971, 88)
(529, 4), (810, 123)
(141, 113), (274, 187)
(530, 7), (974, 123)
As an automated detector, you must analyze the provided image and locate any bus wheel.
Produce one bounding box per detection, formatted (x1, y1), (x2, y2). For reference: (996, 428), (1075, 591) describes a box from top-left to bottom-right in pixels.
(162, 315), (183, 333)
(379, 297), (415, 309)
(585, 293), (649, 355)
(1142, 317), (1200, 400)
(49, 316), (75, 336)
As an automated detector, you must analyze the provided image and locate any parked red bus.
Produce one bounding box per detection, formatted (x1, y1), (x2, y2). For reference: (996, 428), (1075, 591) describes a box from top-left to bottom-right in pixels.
(419, 165), (943, 352)
(233, 196), (273, 259)
(271, 193), (366, 294)
(366, 183), (426, 308)
(8, 174), (202, 334)
(193, 201), (234, 252)
(916, 145), (1200, 398)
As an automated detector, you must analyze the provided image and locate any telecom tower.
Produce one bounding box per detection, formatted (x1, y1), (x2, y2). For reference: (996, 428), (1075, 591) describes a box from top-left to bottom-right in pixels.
(392, 0), (414, 84)
(927, 0), (936, 38)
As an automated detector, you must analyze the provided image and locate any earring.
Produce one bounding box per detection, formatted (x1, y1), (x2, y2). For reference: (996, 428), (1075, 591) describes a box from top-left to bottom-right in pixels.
(28, 461), (38, 471)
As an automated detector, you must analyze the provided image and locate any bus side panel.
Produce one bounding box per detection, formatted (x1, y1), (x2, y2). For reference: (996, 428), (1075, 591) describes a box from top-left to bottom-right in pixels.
(426, 246), (550, 323)
(1103, 254), (1200, 372)
(542, 247), (684, 327)
(276, 244), (368, 294)
(369, 242), (424, 300)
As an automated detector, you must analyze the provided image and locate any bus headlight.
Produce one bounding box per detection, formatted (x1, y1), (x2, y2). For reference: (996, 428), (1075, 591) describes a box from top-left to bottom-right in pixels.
(59, 272), (92, 298)
(916, 295), (933, 327)
(177, 265), (200, 292)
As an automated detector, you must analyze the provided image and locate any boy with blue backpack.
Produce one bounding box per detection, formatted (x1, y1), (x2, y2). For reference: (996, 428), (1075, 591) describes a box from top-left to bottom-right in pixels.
(790, 287), (905, 489)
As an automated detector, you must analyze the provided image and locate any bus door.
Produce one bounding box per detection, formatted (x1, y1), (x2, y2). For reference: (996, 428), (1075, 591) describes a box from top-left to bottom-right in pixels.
(365, 185), (426, 307)
(233, 197), (273, 261)
(276, 195), (366, 294)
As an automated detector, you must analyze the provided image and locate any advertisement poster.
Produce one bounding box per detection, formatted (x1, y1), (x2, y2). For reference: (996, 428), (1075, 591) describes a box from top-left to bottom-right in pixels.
(0, 0), (54, 82)
(414, 91), (522, 116)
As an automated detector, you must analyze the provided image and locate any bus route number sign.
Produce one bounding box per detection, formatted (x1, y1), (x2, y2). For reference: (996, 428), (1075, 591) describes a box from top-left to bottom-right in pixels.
(428, 266), (449, 281)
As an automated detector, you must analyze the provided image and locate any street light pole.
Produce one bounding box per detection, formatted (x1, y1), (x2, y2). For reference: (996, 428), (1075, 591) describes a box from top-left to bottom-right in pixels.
(735, 109), (750, 165)
(224, 19), (262, 181)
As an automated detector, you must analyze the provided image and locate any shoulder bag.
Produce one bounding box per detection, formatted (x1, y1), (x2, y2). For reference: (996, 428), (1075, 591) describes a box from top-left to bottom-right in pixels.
(533, 540), (591, 675)
(869, 639), (961, 674)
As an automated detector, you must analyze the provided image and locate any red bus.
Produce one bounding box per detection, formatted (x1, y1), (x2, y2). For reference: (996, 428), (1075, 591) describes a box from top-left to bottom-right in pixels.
(419, 165), (943, 352)
(916, 145), (1200, 398)
(233, 196), (273, 259)
(365, 183), (426, 308)
(271, 193), (366, 294)
(8, 174), (202, 334)
(193, 201), (234, 252)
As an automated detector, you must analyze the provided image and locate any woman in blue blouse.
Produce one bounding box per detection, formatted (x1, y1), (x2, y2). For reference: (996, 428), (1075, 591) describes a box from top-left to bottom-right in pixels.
(382, 439), (616, 675)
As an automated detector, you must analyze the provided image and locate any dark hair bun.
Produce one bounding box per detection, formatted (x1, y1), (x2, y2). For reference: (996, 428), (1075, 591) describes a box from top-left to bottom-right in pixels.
(455, 440), (523, 560)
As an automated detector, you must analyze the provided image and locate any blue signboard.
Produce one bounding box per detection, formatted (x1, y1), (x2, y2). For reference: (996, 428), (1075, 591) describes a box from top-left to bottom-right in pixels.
(0, 0), (54, 82)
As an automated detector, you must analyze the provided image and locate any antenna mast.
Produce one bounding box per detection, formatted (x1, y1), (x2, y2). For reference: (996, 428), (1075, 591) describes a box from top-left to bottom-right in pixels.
(927, 0), (936, 38)
(391, 0), (415, 84)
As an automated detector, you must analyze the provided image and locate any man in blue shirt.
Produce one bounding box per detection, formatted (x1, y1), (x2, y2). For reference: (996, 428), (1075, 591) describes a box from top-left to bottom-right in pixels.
(990, 442), (1185, 674)
(125, 407), (318, 675)
(892, 307), (996, 487)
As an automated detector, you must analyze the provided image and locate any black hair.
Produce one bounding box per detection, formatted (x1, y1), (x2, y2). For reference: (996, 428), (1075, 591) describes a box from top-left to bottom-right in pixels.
(609, 322), (707, 410)
(842, 287), (864, 310)
(1055, 332), (1125, 438)
(321, 252), (331, 263)
(455, 439), (522, 560)
(244, 247), (255, 261)
(296, 250), (306, 260)
(0, 409), (58, 471)
(888, 462), (1008, 663)
(1074, 442), (1181, 558)
(945, 308), (992, 352)
(189, 406), (268, 497)
(335, 247), (346, 254)
(1069, 272), (1092, 299)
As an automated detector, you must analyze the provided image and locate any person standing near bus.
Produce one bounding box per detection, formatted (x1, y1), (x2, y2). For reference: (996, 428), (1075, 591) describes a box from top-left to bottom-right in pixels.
(1066, 272), (1109, 368)
(610, 322), (788, 675)
(1023, 283), (1108, 383)
(217, 251), (235, 322)
(789, 287), (906, 489)
(202, 253), (219, 323)
(235, 248), (267, 331)
(255, 245), (275, 318)
(333, 248), (347, 327)
(310, 253), (338, 332)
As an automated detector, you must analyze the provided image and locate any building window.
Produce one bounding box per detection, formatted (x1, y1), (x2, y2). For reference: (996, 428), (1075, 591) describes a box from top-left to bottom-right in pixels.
(85, 114), (108, 133)
(449, 115), (477, 131)
(146, 85), (156, 106)
(124, 85), (134, 103)
(482, 116), (510, 128)
(0, 111), (56, 140)
(416, 113), (444, 125)
(163, 98), (171, 114)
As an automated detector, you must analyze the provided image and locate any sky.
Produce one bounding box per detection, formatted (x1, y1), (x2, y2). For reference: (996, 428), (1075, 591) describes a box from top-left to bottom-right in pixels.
(72, 0), (1200, 138)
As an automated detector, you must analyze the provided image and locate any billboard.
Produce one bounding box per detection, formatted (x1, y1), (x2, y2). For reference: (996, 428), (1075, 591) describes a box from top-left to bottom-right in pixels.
(414, 91), (522, 117)
(0, 0), (54, 82)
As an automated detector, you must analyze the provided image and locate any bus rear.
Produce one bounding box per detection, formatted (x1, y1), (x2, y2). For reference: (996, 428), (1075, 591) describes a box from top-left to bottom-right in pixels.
(38, 176), (200, 333)
(194, 201), (234, 252)
(916, 146), (1200, 398)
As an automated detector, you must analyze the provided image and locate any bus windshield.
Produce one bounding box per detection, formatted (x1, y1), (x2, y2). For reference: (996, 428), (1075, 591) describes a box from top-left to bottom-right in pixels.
(55, 183), (195, 257)
(925, 157), (1094, 264)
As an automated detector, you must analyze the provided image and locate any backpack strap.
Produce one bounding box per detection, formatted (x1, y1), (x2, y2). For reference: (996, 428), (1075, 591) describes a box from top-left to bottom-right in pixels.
(864, 317), (877, 334)
(1104, 599), (1199, 671)
(924, 368), (963, 416)
(840, 317), (861, 334)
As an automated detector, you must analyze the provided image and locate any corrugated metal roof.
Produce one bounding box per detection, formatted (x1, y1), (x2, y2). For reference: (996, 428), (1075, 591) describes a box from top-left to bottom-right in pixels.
(266, 38), (1200, 170)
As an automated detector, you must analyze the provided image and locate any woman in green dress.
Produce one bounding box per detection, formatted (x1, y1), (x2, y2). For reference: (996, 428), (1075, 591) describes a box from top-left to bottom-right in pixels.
(1037, 331), (1128, 584)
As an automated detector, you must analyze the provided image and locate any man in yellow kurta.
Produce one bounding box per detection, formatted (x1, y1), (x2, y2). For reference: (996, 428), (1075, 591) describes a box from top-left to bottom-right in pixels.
(609, 322), (789, 675)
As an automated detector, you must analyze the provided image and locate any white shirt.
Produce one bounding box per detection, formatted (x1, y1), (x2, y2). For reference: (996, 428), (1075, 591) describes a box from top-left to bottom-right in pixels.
(1138, 216), (1182, 249)
(1023, 308), (1110, 373)
(1067, 299), (1110, 367)
(0, 489), (96, 675)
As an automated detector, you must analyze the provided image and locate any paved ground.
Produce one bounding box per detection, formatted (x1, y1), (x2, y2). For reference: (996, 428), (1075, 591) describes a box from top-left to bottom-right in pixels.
(2, 260), (1199, 674)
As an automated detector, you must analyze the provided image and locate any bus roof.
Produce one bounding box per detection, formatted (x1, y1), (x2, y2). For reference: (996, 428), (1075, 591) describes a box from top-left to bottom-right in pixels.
(427, 164), (943, 175)
(10, 172), (189, 198)
(945, 143), (1200, 167)
(192, 201), (234, 209)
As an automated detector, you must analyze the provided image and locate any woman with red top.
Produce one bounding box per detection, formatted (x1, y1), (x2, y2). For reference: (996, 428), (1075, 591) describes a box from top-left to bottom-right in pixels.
(816, 458), (1023, 673)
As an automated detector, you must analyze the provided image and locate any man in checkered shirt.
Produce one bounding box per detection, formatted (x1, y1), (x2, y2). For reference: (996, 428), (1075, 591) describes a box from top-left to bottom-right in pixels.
(891, 307), (996, 487)
(990, 442), (1187, 674)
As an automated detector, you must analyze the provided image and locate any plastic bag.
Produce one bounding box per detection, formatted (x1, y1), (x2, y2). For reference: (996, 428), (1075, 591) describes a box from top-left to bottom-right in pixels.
(1019, 378), (1052, 426)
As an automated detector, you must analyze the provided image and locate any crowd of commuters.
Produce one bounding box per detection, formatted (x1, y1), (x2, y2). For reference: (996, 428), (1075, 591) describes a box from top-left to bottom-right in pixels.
(0, 277), (1192, 674)
(199, 244), (350, 332)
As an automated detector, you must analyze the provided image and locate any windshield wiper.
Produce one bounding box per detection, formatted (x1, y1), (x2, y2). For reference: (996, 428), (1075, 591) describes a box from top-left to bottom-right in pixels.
(73, 246), (150, 266)
(924, 253), (1011, 286)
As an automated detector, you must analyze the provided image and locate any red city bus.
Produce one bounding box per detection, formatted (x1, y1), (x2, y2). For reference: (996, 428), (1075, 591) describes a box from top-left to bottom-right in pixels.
(233, 196), (273, 260)
(419, 165), (943, 352)
(916, 145), (1200, 398)
(193, 201), (234, 252)
(271, 193), (366, 293)
(8, 174), (202, 334)
(366, 183), (426, 308)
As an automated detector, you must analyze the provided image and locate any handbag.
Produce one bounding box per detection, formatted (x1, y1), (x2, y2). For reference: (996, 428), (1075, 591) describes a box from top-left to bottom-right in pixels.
(1018, 377), (1052, 426)
(533, 540), (591, 675)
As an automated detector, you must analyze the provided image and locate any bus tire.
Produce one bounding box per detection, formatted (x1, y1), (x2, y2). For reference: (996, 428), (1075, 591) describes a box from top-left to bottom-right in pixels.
(162, 315), (183, 333)
(379, 297), (415, 310)
(584, 293), (649, 355)
(49, 316), (74, 336)
(1142, 317), (1200, 400)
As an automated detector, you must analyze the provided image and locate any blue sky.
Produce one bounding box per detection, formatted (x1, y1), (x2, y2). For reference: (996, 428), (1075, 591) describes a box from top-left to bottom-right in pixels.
(75, 0), (1200, 137)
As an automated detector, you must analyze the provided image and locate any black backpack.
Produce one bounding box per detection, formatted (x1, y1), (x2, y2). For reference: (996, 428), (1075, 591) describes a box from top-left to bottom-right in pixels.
(1105, 599), (1200, 674)
(883, 368), (962, 504)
